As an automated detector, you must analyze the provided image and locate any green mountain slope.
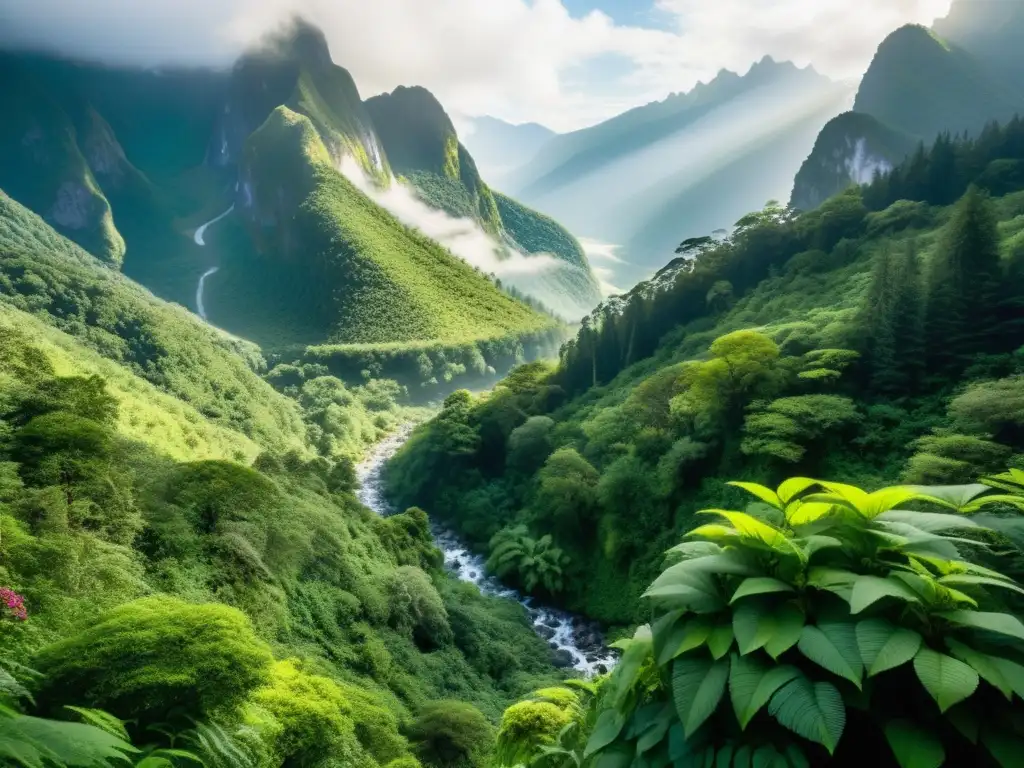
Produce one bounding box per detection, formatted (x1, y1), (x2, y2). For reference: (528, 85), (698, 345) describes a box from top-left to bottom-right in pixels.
(365, 85), (500, 231)
(853, 24), (1020, 140)
(211, 19), (387, 181)
(0, 188), (308, 453)
(503, 58), (851, 285)
(790, 111), (918, 211)
(364, 86), (602, 313)
(232, 106), (556, 347)
(792, 15), (1024, 211)
(0, 193), (563, 767)
(0, 18), (587, 392)
(0, 54), (126, 264)
(932, 0), (1024, 94)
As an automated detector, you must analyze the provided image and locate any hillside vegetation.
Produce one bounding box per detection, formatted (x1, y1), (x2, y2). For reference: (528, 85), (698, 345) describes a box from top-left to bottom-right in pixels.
(0, 189), (308, 452)
(238, 107), (557, 348)
(386, 118), (1024, 624)
(365, 86), (602, 311)
(0, 185), (567, 768)
(385, 114), (1024, 767)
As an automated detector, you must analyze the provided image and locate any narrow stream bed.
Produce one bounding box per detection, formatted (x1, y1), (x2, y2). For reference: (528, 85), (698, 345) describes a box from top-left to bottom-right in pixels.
(356, 427), (618, 676)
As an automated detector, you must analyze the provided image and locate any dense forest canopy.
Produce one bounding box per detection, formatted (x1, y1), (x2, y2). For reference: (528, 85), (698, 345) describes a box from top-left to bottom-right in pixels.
(385, 115), (1024, 765)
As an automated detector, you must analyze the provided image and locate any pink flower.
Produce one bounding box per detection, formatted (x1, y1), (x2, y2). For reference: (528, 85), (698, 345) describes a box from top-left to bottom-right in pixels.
(0, 588), (27, 621)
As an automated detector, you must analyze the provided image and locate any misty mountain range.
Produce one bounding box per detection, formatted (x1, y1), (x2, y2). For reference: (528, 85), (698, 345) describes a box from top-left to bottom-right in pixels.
(0, 0), (1022, 323)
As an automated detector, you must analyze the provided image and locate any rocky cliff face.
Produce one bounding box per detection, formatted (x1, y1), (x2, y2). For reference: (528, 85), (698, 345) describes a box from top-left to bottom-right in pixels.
(0, 55), (126, 265)
(789, 112), (918, 212)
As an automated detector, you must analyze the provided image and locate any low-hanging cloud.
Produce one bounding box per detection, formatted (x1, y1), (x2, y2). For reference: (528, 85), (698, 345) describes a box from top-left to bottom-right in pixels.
(339, 157), (597, 320)
(0, 0), (952, 131)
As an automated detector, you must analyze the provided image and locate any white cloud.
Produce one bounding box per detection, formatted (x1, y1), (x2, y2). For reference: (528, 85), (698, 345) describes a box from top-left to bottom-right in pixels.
(0, 0), (953, 131)
(649, 0), (953, 83)
(339, 157), (597, 319)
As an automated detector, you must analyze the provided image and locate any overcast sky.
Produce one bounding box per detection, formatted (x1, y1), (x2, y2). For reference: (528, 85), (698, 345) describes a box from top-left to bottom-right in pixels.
(0, 0), (954, 132)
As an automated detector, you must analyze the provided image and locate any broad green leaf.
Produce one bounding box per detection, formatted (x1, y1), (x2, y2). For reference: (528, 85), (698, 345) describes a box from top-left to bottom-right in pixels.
(849, 575), (920, 614)
(698, 510), (796, 554)
(947, 705), (979, 744)
(806, 567), (857, 601)
(728, 654), (801, 729)
(982, 727), (1024, 768)
(784, 744), (810, 768)
(707, 623), (734, 660)
(991, 657), (1024, 701)
(913, 647), (979, 712)
(733, 600), (777, 655)
(672, 656), (730, 737)
(656, 615), (713, 666)
(856, 620), (922, 677)
(768, 675), (845, 753)
(818, 481), (871, 511)
(864, 487), (931, 518)
(939, 611), (1024, 642)
(876, 510), (981, 532)
(786, 501), (835, 527)
(666, 541), (723, 560)
(763, 603), (805, 659)
(798, 623), (862, 688)
(593, 746), (633, 768)
(688, 524), (740, 542)
(884, 720), (945, 768)
(799, 534), (843, 561)
(909, 484), (991, 511)
(606, 625), (653, 709)
(651, 610), (685, 666)
(752, 745), (784, 768)
(62, 707), (130, 741)
(946, 638), (1013, 699)
(714, 744), (734, 768)
(778, 477), (818, 504)
(584, 709), (627, 757)
(733, 745), (753, 768)
(136, 759), (175, 768)
(939, 575), (1024, 596)
(728, 481), (783, 509)
(964, 495), (1024, 513)
(730, 577), (795, 603)
(635, 704), (674, 754)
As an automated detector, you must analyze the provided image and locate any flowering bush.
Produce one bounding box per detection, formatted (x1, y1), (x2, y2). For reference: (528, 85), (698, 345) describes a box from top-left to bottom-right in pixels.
(0, 588), (26, 621)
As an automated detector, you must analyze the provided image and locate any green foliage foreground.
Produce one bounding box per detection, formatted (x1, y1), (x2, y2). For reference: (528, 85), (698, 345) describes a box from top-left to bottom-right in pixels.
(574, 475), (1024, 767)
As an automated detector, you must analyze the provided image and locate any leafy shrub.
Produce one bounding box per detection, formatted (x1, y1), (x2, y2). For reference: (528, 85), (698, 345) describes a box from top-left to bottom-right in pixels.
(34, 596), (273, 726)
(486, 526), (569, 596)
(251, 659), (372, 767)
(494, 685), (594, 767)
(583, 477), (1024, 766)
(376, 507), (443, 570)
(407, 701), (495, 768)
(386, 566), (453, 648)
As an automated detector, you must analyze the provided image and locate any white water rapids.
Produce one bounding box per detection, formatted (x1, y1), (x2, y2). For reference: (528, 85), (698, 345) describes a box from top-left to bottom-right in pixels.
(356, 427), (618, 675)
(192, 204), (234, 321)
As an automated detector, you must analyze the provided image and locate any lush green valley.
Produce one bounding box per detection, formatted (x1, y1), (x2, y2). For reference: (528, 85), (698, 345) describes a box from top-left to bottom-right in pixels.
(0, 20), (597, 401)
(0, 189), (568, 767)
(7, 3), (1024, 767)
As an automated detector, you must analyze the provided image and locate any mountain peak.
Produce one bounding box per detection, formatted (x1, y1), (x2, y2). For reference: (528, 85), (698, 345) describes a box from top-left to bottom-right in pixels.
(246, 16), (334, 69)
